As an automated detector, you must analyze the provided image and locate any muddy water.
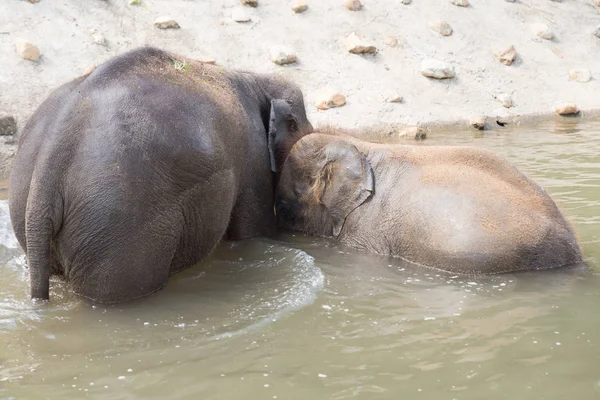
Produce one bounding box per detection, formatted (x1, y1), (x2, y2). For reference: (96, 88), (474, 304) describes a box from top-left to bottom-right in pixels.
(1, 120), (599, 400)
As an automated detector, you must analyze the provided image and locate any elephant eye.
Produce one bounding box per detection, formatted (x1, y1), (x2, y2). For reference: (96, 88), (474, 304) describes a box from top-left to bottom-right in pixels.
(287, 118), (298, 132)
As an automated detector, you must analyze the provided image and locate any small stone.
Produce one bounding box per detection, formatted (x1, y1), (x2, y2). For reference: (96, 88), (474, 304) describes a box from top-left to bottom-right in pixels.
(232, 8), (251, 22)
(593, 26), (600, 39)
(26, 0), (39, 3)
(420, 59), (455, 79)
(344, 0), (362, 11)
(385, 36), (399, 47)
(270, 46), (297, 65)
(595, 0), (600, 5)
(469, 115), (486, 130)
(128, 0), (141, 5)
(401, 0), (412, 4)
(0, 115), (17, 136)
(384, 92), (403, 103)
(199, 57), (216, 65)
(532, 23), (553, 40)
(496, 93), (513, 108)
(429, 20), (453, 36)
(449, 0), (469, 6)
(154, 17), (180, 29)
(345, 33), (377, 55)
(241, 0), (258, 6)
(290, 0), (308, 13)
(398, 126), (426, 140)
(90, 29), (107, 46)
(505, 0), (516, 2)
(14, 38), (40, 61)
(315, 89), (346, 110)
(494, 45), (517, 66)
(569, 69), (591, 83)
(556, 103), (579, 115)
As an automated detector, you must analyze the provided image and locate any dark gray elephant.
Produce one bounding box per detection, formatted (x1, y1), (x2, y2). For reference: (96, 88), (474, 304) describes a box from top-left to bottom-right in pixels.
(275, 129), (584, 274)
(9, 47), (312, 303)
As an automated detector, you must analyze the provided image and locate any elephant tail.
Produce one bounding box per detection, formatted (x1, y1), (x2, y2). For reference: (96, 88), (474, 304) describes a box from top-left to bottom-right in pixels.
(24, 189), (61, 302)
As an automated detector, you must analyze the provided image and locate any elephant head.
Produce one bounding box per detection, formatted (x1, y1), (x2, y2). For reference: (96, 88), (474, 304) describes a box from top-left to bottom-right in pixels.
(276, 134), (374, 237)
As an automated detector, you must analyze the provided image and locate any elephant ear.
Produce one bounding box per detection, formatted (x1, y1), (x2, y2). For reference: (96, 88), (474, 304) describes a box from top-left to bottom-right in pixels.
(314, 141), (374, 237)
(268, 99), (298, 173)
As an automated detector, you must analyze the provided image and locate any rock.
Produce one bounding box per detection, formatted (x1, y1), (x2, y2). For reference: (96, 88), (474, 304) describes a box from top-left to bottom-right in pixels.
(429, 20), (453, 36)
(494, 45), (517, 66)
(401, 0), (412, 4)
(532, 23), (553, 40)
(315, 89), (346, 110)
(496, 93), (513, 108)
(232, 8), (251, 22)
(154, 17), (180, 29)
(398, 126), (426, 140)
(345, 33), (377, 55)
(555, 103), (579, 115)
(90, 29), (107, 46)
(270, 46), (297, 65)
(569, 68), (591, 83)
(241, 0), (258, 6)
(469, 115), (486, 130)
(449, 0), (469, 6)
(199, 57), (216, 65)
(14, 38), (40, 61)
(26, 0), (39, 3)
(384, 92), (403, 103)
(385, 36), (399, 47)
(594, 25), (600, 39)
(420, 59), (455, 79)
(344, 0), (362, 11)
(0, 116), (17, 136)
(290, 0), (308, 13)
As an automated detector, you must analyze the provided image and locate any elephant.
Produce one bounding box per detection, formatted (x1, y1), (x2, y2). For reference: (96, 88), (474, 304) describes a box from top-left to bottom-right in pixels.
(9, 46), (312, 303)
(274, 128), (584, 274)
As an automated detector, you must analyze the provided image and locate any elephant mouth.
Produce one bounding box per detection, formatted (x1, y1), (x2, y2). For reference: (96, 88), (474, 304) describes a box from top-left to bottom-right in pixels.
(275, 197), (300, 231)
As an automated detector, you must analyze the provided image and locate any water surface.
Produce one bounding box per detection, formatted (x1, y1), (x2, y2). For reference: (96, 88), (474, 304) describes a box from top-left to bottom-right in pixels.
(1, 120), (599, 400)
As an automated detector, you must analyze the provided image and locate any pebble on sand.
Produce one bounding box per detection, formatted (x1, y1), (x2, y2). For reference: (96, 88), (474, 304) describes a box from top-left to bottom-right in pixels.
(90, 29), (107, 46)
(569, 69), (591, 83)
(496, 93), (513, 108)
(398, 126), (426, 140)
(270, 46), (297, 65)
(199, 57), (216, 65)
(384, 92), (403, 103)
(345, 33), (377, 55)
(344, 0), (362, 11)
(154, 17), (180, 29)
(505, 0), (516, 2)
(290, 0), (308, 13)
(429, 20), (453, 36)
(494, 45), (517, 66)
(420, 59), (455, 79)
(556, 103), (579, 115)
(232, 8), (251, 22)
(385, 36), (399, 47)
(449, 0), (469, 7)
(14, 38), (40, 61)
(401, 0), (412, 4)
(594, 25), (600, 39)
(241, 0), (258, 7)
(532, 23), (553, 40)
(26, 0), (39, 3)
(0, 115), (17, 136)
(315, 89), (346, 110)
(470, 115), (486, 130)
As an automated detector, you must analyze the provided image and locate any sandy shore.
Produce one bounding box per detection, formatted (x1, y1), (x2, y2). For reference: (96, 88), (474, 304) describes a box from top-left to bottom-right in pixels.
(1, 0), (599, 175)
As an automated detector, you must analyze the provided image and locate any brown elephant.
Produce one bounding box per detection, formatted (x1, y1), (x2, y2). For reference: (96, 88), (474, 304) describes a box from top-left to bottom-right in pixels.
(275, 129), (584, 274)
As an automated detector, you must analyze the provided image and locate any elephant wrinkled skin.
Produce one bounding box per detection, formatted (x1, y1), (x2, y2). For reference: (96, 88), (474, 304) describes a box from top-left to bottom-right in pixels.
(9, 47), (312, 303)
(275, 130), (584, 274)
